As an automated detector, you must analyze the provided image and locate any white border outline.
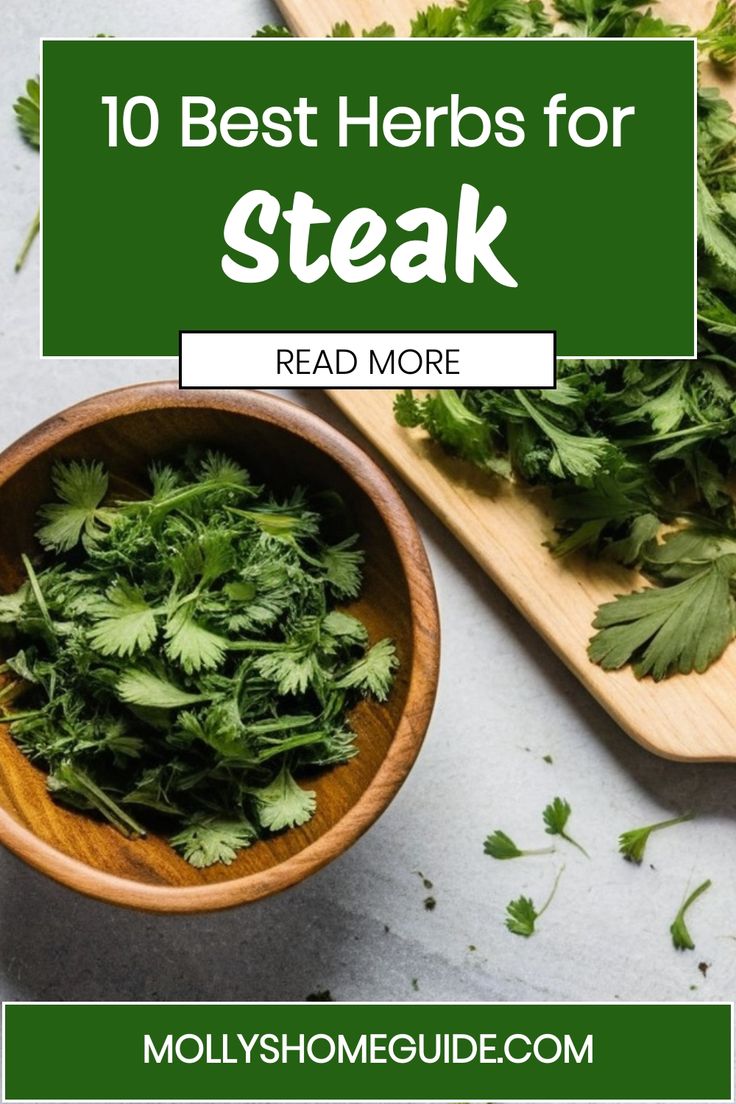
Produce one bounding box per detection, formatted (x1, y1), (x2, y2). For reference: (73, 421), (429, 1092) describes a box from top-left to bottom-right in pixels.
(38, 36), (698, 362)
(1, 999), (733, 1103)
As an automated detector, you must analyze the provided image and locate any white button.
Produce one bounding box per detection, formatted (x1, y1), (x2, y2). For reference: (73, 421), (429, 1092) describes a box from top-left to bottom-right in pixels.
(179, 331), (555, 389)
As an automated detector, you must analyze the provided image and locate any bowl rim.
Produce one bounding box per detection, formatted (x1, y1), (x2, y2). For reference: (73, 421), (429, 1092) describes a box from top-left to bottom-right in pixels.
(0, 383), (439, 912)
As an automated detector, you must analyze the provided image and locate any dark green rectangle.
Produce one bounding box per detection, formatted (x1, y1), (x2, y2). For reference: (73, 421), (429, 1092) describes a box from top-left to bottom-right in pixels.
(41, 39), (696, 358)
(3, 1001), (732, 1100)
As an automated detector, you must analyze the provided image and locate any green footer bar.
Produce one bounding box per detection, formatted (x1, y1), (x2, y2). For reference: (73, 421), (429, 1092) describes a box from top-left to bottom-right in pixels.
(2, 1001), (733, 1102)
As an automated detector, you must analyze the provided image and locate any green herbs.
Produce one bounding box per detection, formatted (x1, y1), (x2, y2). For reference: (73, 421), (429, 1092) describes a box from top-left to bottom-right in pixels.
(485, 799), (578, 936)
(483, 796), (586, 861)
(542, 796), (589, 857)
(489, 797), (711, 948)
(14, 77), (39, 147)
(618, 812), (694, 864)
(0, 452), (397, 867)
(386, 0), (736, 682)
(671, 880), (713, 950)
(505, 868), (564, 938)
(483, 829), (553, 860)
(589, 559), (736, 680)
(398, 374), (736, 681)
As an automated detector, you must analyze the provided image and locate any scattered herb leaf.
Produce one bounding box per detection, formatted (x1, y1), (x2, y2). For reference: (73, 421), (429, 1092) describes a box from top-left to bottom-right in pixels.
(505, 867), (564, 938)
(543, 797), (589, 857)
(618, 812), (694, 864)
(671, 880), (712, 951)
(483, 829), (554, 860)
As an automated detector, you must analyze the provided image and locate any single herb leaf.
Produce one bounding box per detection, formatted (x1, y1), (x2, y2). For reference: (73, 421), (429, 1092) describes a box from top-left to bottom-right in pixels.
(543, 797), (589, 857)
(589, 557), (736, 680)
(505, 867), (564, 938)
(335, 638), (398, 700)
(88, 582), (158, 658)
(671, 879), (712, 951)
(36, 461), (110, 551)
(164, 607), (228, 674)
(505, 895), (538, 937)
(170, 814), (256, 868)
(484, 829), (554, 860)
(253, 765), (316, 832)
(619, 812), (694, 864)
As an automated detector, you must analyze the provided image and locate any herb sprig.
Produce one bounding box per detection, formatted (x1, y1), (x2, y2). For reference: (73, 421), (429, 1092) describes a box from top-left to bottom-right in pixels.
(619, 812), (694, 864)
(671, 879), (713, 950)
(484, 829), (554, 860)
(543, 796), (589, 857)
(505, 867), (564, 937)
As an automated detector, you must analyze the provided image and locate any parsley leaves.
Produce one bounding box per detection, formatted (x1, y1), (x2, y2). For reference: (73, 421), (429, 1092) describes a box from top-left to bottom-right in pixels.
(505, 868), (564, 938)
(589, 558), (736, 680)
(0, 452), (397, 867)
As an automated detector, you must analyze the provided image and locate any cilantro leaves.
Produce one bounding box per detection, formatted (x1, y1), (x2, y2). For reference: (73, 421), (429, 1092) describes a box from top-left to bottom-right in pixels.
(489, 798), (708, 946)
(253, 764), (317, 832)
(671, 880), (712, 951)
(383, 0), (736, 682)
(170, 815), (257, 869)
(618, 812), (693, 864)
(589, 557), (736, 680)
(542, 797), (589, 857)
(14, 77), (39, 148)
(36, 460), (114, 552)
(0, 452), (397, 867)
(88, 582), (158, 658)
(13, 76), (40, 271)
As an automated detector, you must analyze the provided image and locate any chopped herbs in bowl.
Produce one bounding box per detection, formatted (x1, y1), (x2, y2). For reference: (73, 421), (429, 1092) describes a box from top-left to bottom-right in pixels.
(0, 449), (398, 869)
(0, 385), (437, 910)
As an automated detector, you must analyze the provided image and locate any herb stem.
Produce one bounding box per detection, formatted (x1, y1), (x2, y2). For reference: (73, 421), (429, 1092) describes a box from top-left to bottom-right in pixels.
(537, 866), (565, 918)
(650, 812), (694, 835)
(0, 681), (21, 704)
(561, 830), (590, 858)
(15, 209), (39, 273)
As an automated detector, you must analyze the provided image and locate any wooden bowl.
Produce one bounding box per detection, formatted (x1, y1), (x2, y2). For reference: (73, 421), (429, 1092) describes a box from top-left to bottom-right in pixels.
(0, 384), (439, 912)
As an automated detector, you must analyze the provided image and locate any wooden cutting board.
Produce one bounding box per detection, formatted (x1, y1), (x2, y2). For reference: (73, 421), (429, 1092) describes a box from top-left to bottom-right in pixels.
(273, 0), (736, 760)
(274, 0), (418, 34)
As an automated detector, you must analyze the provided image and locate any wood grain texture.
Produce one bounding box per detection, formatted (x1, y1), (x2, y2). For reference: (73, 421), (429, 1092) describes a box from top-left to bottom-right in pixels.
(275, 0), (419, 34)
(330, 390), (736, 763)
(0, 384), (439, 911)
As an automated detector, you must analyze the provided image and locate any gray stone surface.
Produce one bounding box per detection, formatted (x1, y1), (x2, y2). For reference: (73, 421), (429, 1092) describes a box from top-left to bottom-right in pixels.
(1, 2), (736, 1100)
